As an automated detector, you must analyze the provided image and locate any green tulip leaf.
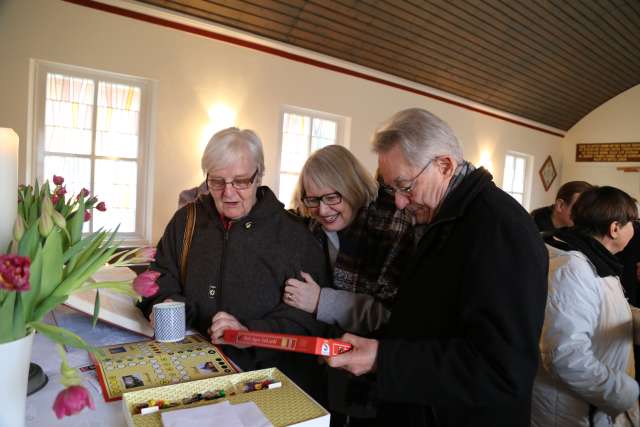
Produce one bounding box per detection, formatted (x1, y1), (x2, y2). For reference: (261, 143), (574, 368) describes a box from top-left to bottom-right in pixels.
(29, 321), (95, 352)
(20, 243), (43, 321)
(39, 229), (64, 302)
(18, 220), (40, 260)
(92, 290), (100, 328)
(31, 295), (67, 323)
(0, 292), (16, 343)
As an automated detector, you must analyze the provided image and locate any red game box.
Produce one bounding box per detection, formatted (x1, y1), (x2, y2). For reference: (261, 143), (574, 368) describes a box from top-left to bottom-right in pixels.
(223, 330), (352, 357)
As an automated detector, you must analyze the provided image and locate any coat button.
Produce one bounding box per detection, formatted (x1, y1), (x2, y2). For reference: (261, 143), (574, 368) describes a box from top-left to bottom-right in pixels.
(245, 221), (253, 229)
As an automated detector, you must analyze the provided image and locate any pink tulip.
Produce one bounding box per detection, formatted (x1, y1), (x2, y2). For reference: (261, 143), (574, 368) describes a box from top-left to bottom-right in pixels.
(52, 385), (95, 419)
(96, 201), (106, 212)
(51, 194), (60, 205)
(56, 186), (67, 196)
(52, 175), (64, 186)
(132, 247), (156, 263)
(133, 270), (160, 297)
(76, 188), (90, 200)
(83, 210), (91, 222)
(0, 255), (30, 292)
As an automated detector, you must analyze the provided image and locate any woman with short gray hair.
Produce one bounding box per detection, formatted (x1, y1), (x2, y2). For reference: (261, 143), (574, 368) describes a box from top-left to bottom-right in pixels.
(139, 127), (329, 399)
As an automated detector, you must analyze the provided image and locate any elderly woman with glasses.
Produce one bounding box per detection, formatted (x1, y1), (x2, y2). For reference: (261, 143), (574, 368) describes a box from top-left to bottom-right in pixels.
(138, 127), (329, 397)
(283, 144), (413, 425)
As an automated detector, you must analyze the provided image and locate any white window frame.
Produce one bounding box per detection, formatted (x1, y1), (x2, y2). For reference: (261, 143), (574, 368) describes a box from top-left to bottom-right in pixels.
(29, 60), (155, 246)
(276, 105), (350, 205)
(502, 151), (533, 210)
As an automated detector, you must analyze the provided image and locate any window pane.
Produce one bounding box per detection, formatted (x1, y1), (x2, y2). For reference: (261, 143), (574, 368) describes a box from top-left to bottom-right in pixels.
(503, 155), (515, 192)
(311, 118), (337, 151)
(278, 173), (299, 209)
(43, 155), (91, 198)
(44, 73), (94, 155)
(95, 82), (141, 158)
(93, 159), (137, 233)
(281, 113), (311, 173)
(513, 157), (526, 193)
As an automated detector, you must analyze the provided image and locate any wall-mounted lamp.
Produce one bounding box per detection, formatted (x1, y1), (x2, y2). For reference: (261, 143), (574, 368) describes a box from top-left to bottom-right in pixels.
(200, 103), (237, 152)
(477, 149), (494, 173)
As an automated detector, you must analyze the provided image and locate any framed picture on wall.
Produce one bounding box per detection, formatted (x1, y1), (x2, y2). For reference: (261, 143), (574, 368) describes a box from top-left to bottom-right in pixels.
(539, 155), (557, 192)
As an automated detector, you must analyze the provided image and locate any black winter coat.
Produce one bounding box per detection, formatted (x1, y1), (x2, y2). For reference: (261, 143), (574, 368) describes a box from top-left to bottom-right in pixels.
(139, 187), (329, 397)
(374, 168), (548, 427)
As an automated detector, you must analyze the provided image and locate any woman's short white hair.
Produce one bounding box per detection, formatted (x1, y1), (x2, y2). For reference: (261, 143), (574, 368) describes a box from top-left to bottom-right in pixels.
(201, 127), (265, 181)
(371, 108), (463, 167)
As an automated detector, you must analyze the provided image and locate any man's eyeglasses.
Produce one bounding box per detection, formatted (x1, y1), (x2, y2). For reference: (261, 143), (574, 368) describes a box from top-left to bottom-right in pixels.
(381, 157), (436, 196)
(207, 169), (259, 191)
(302, 192), (342, 208)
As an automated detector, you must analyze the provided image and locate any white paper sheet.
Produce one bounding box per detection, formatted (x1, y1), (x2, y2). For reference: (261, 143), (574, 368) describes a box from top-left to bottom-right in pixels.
(160, 400), (273, 427)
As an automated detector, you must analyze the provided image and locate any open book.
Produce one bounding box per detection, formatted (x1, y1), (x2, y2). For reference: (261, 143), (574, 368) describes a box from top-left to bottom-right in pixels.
(63, 266), (154, 337)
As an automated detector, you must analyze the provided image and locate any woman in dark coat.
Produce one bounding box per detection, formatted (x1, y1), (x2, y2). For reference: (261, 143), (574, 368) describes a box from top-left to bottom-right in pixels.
(139, 127), (329, 397)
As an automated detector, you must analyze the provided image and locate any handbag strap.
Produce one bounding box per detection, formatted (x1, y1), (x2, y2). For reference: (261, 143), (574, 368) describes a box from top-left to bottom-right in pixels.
(180, 202), (197, 288)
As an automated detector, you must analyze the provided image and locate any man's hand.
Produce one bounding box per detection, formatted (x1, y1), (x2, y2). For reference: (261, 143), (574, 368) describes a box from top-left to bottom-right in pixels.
(284, 271), (321, 314)
(326, 333), (379, 376)
(209, 311), (249, 348)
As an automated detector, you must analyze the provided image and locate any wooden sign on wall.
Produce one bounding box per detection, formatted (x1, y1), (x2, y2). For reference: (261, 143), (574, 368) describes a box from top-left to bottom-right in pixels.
(576, 142), (640, 162)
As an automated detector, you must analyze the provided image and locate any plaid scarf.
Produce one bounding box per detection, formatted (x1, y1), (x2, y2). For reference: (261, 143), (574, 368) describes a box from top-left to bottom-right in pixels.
(309, 189), (414, 304)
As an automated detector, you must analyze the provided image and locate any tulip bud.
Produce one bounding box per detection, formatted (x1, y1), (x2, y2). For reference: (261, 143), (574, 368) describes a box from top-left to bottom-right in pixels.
(96, 201), (106, 212)
(133, 270), (160, 297)
(52, 175), (64, 186)
(13, 215), (25, 241)
(51, 210), (67, 230)
(83, 211), (91, 222)
(52, 385), (95, 419)
(38, 213), (53, 237)
(42, 193), (54, 215)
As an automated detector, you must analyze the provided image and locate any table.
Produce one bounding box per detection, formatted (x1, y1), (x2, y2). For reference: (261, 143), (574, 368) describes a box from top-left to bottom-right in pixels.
(26, 311), (131, 427)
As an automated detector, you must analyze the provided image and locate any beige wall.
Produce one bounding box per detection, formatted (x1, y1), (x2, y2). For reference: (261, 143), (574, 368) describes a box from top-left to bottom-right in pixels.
(0, 0), (563, 243)
(560, 84), (640, 200)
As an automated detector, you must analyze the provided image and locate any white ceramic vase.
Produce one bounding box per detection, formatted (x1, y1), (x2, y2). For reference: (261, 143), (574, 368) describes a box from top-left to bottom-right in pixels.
(0, 332), (34, 427)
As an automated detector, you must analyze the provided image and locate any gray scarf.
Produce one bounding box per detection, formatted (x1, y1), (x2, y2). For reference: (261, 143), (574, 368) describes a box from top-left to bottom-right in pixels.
(437, 160), (476, 214)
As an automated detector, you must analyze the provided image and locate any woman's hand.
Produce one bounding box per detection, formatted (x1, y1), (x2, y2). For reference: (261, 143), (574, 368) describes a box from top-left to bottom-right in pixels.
(209, 311), (249, 348)
(149, 298), (174, 329)
(284, 271), (321, 314)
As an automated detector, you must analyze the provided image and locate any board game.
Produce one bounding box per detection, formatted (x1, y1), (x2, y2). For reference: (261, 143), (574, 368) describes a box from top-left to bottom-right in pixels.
(90, 334), (237, 401)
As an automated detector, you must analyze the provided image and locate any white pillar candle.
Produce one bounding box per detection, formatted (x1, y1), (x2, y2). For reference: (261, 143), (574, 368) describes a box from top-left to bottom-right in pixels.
(0, 128), (18, 253)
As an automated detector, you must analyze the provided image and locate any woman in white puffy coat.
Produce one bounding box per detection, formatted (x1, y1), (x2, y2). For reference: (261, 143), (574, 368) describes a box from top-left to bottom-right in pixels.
(532, 186), (640, 427)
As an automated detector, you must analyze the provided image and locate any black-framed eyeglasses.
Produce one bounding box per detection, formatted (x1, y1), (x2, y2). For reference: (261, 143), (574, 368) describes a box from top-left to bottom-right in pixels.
(381, 157), (436, 196)
(207, 169), (259, 191)
(302, 192), (342, 208)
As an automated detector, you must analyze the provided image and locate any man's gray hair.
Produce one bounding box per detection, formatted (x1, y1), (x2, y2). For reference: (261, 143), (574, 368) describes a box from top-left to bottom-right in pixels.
(201, 127), (265, 181)
(371, 108), (463, 167)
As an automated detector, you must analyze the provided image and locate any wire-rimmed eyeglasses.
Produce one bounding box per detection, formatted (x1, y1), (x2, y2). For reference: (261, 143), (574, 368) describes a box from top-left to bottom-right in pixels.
(380, 157), (436, 196)
(207, 169), (258, 191)
(302, 192), (342, 208)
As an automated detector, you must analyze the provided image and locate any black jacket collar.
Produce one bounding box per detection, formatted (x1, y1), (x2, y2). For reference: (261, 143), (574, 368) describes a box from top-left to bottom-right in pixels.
(432, 167), (494, 224)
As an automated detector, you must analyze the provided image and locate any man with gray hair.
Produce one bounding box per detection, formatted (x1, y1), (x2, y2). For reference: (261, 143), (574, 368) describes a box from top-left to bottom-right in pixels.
(327, 108), (548, 427)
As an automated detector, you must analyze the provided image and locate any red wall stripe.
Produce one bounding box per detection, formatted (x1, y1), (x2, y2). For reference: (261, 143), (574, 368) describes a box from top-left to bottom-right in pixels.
(63, 0), (565, 138)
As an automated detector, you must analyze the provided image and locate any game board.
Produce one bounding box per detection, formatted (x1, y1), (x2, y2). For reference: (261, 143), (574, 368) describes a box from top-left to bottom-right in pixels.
(90, 334), (237, 401)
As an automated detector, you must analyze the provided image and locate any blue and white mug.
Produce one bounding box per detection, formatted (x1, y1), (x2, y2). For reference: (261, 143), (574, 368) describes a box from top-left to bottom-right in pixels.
(152, 301), (185, 343)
